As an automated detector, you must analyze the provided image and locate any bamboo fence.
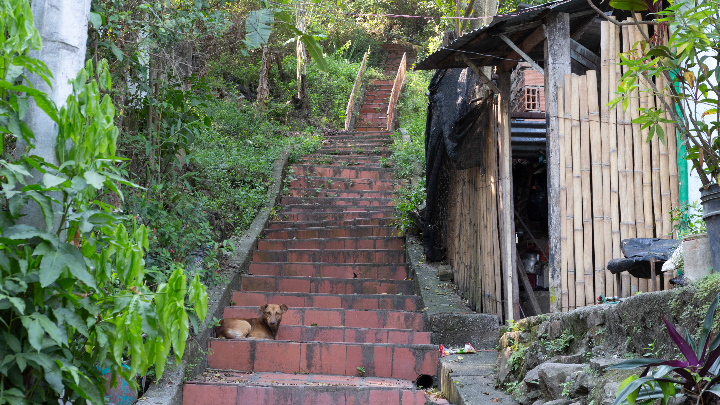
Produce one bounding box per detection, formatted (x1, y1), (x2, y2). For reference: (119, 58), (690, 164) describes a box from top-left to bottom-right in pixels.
(555, 19), (681, 304)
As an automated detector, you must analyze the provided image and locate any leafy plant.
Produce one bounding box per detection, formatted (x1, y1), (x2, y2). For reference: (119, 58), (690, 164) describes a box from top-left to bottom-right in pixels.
(357, 366), (366, 376)
(393, 179), (426, 233)
(607, 0), (720, 185)
(561, 380), (573, 398)
(671, 202), (707, 238)
(609, 293), (720, 405)
(543, 331), (574, 355)
(0, 4), (206, 401)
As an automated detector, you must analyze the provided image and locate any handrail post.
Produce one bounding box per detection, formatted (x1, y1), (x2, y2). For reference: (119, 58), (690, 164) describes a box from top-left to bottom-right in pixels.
(344, 49), (370, 131)
(386, 52), (407, 131)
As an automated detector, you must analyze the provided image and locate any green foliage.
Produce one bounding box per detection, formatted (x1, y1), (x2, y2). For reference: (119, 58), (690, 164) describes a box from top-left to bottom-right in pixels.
(0, 9), (206, 401)
(507, 345), (528, 373)
(610, 293), (720, 405)
(561, 381), (573, 398)
(543, 330), (574, 355)
(608, 0), (720, 184)
(393, 179), (426, 233)
(670, 201), (706, 237)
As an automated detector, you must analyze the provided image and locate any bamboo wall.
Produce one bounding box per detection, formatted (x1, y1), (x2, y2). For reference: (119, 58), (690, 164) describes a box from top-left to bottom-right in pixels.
(555, 20), (681, 311)
(446, 100), (504, 317)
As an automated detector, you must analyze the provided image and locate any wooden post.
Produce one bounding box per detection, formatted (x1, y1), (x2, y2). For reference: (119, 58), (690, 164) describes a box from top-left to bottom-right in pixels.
(588, 70), (604, 302)
(564, 74), (576, 310)
(658, 73), (672, 238)
(544, 11), (571, 312)
(498, 71), (518, 320)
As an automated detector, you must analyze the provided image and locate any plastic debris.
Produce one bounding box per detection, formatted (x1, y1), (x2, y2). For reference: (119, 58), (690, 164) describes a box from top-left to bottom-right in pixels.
(440, 343), (476, 357)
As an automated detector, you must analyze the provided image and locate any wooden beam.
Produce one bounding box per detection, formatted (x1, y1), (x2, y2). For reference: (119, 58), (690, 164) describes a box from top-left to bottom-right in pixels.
(498, 33), (544, 75)
(500, 25), (546, 72)
(570, 39), (600, 71)
(544, 11), (571, 313)
(459, 54), (501, 93)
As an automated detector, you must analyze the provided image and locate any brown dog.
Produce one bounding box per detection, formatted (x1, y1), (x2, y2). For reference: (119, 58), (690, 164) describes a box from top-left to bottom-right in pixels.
(214, 304), (289, 340)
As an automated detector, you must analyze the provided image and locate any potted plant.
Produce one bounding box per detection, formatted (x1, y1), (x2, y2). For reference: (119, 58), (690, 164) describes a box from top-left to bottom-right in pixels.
(588, 0), (720, 271)
(671, 202), (711, 282)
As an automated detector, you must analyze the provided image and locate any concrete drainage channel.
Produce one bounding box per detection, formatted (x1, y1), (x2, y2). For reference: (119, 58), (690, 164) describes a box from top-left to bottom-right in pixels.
(136, 146), (292, 405)
(406, 233), (516, 405)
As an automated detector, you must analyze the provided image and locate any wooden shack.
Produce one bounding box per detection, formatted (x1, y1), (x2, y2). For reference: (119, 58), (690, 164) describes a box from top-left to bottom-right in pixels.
(415, 0), (682, 321)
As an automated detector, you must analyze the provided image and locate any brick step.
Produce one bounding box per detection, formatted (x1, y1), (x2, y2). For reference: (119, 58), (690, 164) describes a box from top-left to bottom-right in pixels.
(370, 79), (395, 85)
(318, 149), (391, 156)
(257, 236), (404, 251)
(269, 211), (394, 222)
(240, 275), (413, 294)
(248, 262), (408, 280)
(298, 152), (392, 160)
(280, 197), (395, 207)
(267, 217), (396, 229)
(280, 205), (396, 213)
(289, 175), (399, 188)
(276, 325), (431, 344)
(263, 226), (400, 239)
(223, 307), (424, 330)
(329, 140), (392, 148)
(293, 161), (389, 170)
(354, 128), (392, 134)
(360, 108), (388, 114)
(233, 291), (419, 311)
(251, 248), (405, 264)
(359, 112), (389, 119)
(286, 188), (395, 199)
(323, 129), (393, 137)
(365, 89), (392, 95)
(302, 150), (390, 159)
(206, 339), (438, 380)
(184, 373), (440, 405)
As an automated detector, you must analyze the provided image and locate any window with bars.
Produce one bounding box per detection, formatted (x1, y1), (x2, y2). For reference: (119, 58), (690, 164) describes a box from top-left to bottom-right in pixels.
(525, 87), (539, 111)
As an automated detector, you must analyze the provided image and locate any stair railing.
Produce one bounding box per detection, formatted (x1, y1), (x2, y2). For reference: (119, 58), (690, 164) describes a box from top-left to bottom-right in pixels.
(344, 49), (370, 131)
(386, 52), (407, 131)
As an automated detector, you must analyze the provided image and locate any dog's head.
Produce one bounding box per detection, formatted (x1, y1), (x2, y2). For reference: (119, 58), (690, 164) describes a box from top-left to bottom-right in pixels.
(259, 304), (288, 329)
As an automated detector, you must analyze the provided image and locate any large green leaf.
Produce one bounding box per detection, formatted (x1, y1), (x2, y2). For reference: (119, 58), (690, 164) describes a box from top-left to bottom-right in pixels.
(244, 8), (274, 50)
(301, 33), (327, 72)
(609, 0), (648, 10)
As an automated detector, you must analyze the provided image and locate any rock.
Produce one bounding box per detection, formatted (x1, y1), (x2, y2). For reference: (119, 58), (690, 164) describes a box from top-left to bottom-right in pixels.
(548, 354), (586, 364)
(538, 363), (584, 400)
(437, 265), (453, 281)
(526, 341), (549, 370)
(548, 320), (564, 339)
(668, 395), (688, 405)
(600, 382), (621, 405)
(568, 402), (583, 405)
(572, 371), (596, 397)
(497, 347), (514, 383)
(531, 400), (546, 405)
(590, 357), (622, 372)
(524, 365), (541, 388)
(543, 399), (572, 405)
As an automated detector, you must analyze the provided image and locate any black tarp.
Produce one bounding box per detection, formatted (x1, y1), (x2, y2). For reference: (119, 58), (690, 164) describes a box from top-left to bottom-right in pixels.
(423, 67), (492, 261)
(606, 238), (679, 279)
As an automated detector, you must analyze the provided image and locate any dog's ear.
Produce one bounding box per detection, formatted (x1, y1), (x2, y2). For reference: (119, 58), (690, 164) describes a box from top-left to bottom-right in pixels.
(280, 304), (288, 313)
(259, 304), (269, 313)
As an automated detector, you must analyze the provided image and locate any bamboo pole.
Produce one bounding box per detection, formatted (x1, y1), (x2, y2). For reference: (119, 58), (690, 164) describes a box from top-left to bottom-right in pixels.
(579, 74), (594, 306)
(493, 102), (504, 319)
(588, 70), (605, 301)
(607, 21), (621, 297)
(571, 74), (585, 308)
(619, 24), (634, 298)
(626, 22), (642, 294)
(558, 82), (569, 312)
(565, 74), (576, 311)
(658, 75), (672, 239)
(600, 21), (615, 297)
(613, 21), (628, 298)
(639, 20), (654, 244)
(650, 79), (664, 239)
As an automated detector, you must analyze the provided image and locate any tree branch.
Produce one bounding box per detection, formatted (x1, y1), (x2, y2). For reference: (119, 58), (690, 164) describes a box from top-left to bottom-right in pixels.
(585, 0), (658, 26)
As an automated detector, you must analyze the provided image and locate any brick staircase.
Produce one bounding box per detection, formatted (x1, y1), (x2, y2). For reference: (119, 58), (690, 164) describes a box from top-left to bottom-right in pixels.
(182, 45), (441, 405)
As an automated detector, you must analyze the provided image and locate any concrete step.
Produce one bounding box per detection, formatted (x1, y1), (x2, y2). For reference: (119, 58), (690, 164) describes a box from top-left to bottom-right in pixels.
(232, 291), (420, 311)
(184, 373), (444, 405)
(247, 262), (408, 280)
(267, 218), (397, 230)
(257, 236), (404, 251)
(263, 226), (400, 239)
(239, 275), (413, 294)
(206, 339), (438, 380)
(223, 306), (424, 330)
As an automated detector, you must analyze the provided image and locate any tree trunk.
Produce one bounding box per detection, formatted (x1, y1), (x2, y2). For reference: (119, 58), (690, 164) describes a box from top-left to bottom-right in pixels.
(257, 45), (270, 110)
(296, 0), (310, 118)
(18, 0), (91, 230)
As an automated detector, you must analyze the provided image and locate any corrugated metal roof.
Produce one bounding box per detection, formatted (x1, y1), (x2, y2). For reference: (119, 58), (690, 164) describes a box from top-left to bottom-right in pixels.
(415, 0), (605, 70)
